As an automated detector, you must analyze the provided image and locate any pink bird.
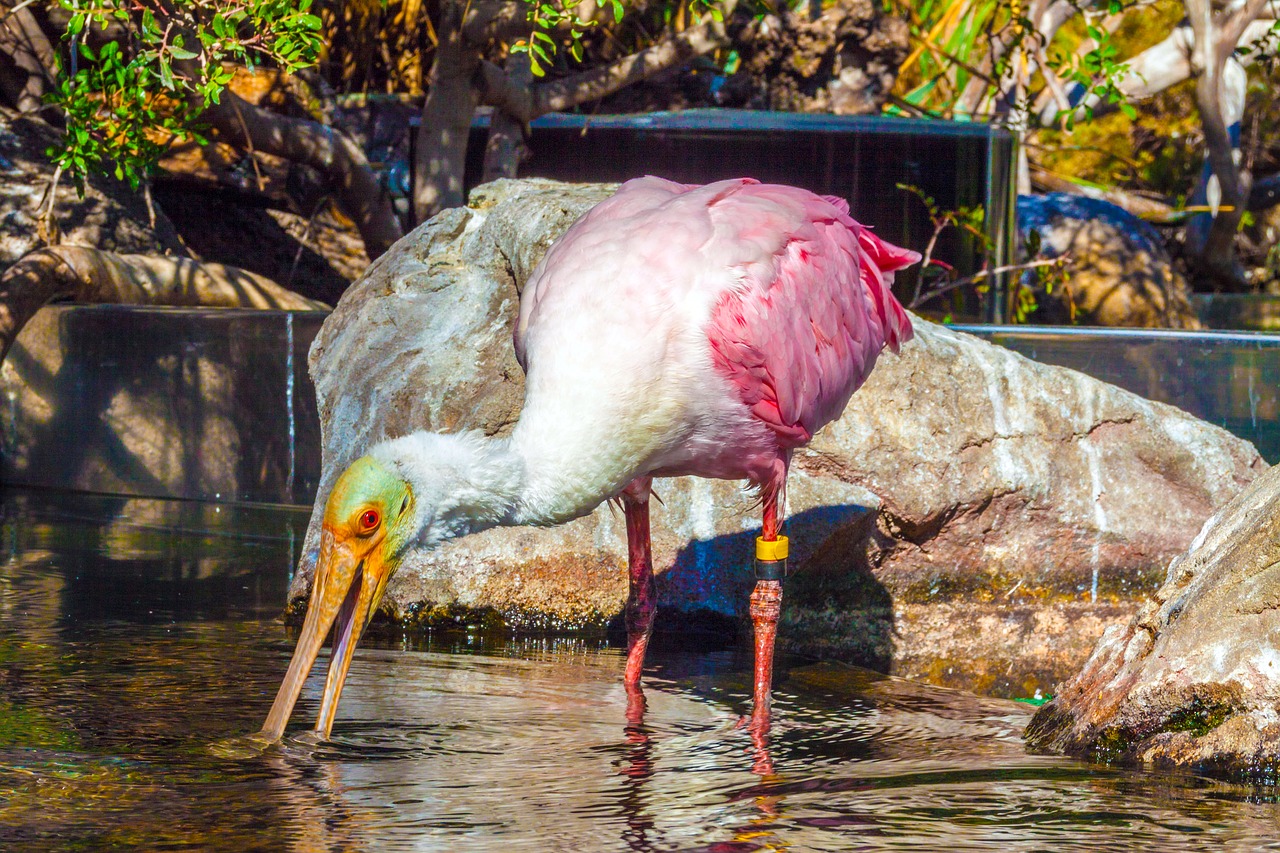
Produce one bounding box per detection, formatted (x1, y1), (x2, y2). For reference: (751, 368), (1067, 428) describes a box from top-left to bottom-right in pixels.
(260, 176), (918, 741)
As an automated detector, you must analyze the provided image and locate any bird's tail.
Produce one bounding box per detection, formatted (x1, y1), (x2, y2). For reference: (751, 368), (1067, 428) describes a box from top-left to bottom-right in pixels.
(857, 229), (919, 353)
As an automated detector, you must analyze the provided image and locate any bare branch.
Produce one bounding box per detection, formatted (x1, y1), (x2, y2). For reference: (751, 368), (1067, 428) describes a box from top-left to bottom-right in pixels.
(911, 257), (1066, 309)
(531, 8), (734, 115)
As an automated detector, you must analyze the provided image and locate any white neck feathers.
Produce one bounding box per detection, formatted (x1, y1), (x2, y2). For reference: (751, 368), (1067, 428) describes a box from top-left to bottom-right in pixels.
(369, 432), (525, 546)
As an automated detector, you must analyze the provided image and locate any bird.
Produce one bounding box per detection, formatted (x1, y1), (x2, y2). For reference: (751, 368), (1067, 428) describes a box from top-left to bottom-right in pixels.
(259, 176), (918, 741)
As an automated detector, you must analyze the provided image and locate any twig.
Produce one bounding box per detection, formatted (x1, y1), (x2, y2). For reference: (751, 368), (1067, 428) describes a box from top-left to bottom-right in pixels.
(286, 197), (329, 290)
(35, 164), (63, 246)
(229, 96), (265, 193)
(910, 257), (1068, 308)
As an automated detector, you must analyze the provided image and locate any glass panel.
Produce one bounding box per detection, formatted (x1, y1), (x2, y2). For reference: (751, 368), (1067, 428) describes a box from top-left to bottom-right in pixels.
(1193, 294), (1280, 332)
(465, 110), (1015, 302)
(956, 324), (1280, 463)
(0, 305), (326, 505)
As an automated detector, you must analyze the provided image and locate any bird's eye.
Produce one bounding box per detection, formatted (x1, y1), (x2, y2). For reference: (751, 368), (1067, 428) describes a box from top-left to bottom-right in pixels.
(399, 494), (410, 516)
(358, 509), (380, 532)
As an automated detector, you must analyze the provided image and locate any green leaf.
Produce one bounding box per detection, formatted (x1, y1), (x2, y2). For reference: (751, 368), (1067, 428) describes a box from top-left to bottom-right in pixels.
(610, 0), (624, 21)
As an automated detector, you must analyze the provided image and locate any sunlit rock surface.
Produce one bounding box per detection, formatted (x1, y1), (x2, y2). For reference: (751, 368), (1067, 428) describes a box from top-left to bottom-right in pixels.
(295, 178), (1263, 696)
(1027, 461), (1280, 777)
(1018, 193), (1200, 329)
(0, 110), (185, 267)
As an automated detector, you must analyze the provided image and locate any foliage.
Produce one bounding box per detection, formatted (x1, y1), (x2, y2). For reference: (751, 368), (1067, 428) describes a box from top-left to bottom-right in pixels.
(887, 0), (1145, 125)
(49, 0), (324, 191)
(512, 0), (602, 75)
(899, 183), (1069, 323)
(512, 0), (729, 77)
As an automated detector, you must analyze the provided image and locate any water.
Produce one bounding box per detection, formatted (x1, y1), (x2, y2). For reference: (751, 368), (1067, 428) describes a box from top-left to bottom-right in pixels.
(2, 489), (1279, 851)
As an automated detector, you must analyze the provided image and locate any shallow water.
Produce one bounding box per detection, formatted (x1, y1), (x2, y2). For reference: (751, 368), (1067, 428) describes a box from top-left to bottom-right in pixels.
(2, 489), (1279, 852)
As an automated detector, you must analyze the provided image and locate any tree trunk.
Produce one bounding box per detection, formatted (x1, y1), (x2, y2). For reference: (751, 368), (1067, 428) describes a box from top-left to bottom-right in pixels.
(0, 246), (326, 364)
(1183, 0), (1270, 286)
(0, 5), (56, 114)
(1187, 56), (1248, 285)
(414, 1), (482, 221)
(482, 54), (532, 183)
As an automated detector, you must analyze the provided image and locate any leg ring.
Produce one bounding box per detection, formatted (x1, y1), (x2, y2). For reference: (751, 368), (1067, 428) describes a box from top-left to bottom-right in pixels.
(754, 557), (789, 581)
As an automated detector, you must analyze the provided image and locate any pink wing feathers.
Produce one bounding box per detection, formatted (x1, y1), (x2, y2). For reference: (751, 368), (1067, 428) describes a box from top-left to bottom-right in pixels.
(515, 176), (918, 455)
(703, 180), (918, 448)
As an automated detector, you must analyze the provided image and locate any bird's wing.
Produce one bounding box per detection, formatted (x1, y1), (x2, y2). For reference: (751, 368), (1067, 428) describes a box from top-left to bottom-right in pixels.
(702, 182), (918, 447)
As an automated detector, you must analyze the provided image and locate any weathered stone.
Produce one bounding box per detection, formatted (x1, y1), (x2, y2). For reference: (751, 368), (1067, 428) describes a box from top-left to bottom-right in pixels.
(294, 178), (1262, 696)
(1018, 193), (1201, 329)
(1027, 462), (1280, 778)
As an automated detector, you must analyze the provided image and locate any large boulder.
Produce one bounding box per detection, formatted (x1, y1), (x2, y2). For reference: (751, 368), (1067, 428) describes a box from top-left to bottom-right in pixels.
(293, 179), (1263, 696)
(1017, 193), (1201, 329)
(1027, 461), (1280, 778)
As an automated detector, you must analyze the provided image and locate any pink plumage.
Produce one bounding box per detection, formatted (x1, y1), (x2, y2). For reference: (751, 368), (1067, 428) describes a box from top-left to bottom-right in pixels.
(511, 175), (918, 729)
(515, 176), (917, 505)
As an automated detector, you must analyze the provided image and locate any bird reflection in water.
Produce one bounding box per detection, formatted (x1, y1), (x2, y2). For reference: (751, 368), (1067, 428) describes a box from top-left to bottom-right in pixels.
(618, 679), (788, 853)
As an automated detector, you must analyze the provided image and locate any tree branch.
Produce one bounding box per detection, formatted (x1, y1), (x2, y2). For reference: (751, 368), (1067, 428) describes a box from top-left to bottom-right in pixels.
(462, 1), (530, 46)
(530, 6), (735, 116)
(0, 246), (325, 365)
(0, 4), (55, 112)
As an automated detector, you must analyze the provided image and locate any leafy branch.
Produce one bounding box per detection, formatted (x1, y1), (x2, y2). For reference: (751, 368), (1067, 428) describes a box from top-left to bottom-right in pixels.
(512, 0), (729, 76)
(899, 183), (1071, 323)
(49, 0), (323, 191)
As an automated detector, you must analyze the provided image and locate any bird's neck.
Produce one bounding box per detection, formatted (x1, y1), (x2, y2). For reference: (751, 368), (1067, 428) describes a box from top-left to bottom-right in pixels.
(371, 426), (618, 544)
(370, 432), (527, 543)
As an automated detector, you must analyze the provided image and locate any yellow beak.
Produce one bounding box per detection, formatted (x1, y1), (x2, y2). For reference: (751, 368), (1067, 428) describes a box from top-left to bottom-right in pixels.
(260, 524), (392, 741)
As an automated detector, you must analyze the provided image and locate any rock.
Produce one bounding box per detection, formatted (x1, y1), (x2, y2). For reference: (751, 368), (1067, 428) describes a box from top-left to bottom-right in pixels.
(0, 110), (186, 267)
(1026, 462), (1280, 778)
(1018, 193), (1201, 329)
(729, 0), (909, 114)
(293, 178), (1262, 696)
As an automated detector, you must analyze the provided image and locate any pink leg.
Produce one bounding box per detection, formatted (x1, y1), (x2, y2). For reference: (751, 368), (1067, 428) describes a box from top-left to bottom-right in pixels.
(749, 477), (785, 729)
(622, 478), (656, 692)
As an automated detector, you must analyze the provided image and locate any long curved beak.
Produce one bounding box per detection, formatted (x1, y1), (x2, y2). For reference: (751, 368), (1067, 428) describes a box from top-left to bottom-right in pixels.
(261, 526), (392, 741)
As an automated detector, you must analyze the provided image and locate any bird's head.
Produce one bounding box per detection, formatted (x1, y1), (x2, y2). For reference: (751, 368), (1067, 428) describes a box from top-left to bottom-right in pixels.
(257, 431), (521, 742)
(260, 454), (420, 741)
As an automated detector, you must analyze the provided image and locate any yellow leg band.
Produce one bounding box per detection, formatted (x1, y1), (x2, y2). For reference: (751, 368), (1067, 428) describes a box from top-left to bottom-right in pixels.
(755, 535), (789, 562)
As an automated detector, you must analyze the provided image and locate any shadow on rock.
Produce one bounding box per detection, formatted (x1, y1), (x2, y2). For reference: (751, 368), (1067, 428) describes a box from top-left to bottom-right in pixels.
(628, 502), (895, 674)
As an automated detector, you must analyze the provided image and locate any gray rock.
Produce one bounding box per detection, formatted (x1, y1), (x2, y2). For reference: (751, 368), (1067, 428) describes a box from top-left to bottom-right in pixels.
(1027, 461), (1280, 777)
(294, 178), (1263, 696)
(1017, 193), (1200, 329)
(0, 111), (185, 266)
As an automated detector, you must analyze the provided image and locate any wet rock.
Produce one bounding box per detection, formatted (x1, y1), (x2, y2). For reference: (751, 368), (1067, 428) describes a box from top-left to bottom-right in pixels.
(1026, 462), (1280, 778)
(294, 178), (1262, 696)
(1018, 193), (1201, 329)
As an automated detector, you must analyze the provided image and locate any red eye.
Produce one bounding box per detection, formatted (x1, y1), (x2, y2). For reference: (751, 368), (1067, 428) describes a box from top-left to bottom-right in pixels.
(359, 509), (380, 531)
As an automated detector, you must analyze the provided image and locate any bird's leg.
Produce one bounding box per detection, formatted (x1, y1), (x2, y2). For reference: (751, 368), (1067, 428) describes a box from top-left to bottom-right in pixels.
(622, 477), (656, 694)
(749, 479), (786, 731)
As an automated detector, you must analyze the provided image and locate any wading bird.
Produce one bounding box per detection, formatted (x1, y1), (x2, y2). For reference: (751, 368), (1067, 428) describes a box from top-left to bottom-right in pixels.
(261, 176), (917, 741)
